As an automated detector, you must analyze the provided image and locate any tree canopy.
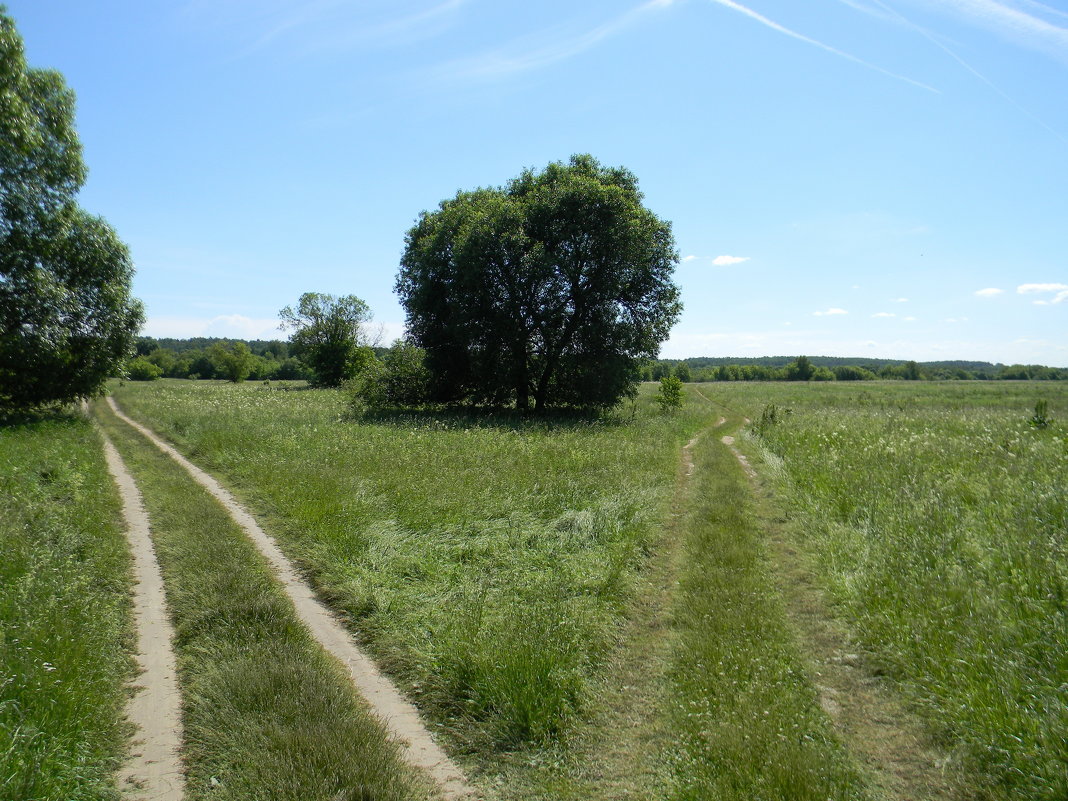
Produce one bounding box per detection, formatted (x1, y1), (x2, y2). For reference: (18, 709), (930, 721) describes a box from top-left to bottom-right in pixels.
(279, 292), (373, 387)
(396, 155), (681, 412)
(0, 10), (142, 411)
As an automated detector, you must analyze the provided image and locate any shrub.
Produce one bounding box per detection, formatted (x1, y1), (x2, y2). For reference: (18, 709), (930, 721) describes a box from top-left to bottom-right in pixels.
(126, 356), (162, 381)
(656, 375), (684, 412)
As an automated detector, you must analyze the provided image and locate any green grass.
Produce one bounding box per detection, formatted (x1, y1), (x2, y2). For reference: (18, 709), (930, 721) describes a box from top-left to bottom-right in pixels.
(108, 380), (713, 757)
(664, 427), (866, 801)
(94, 399), (430, 801)
(705, 381), (1068, 800)
(0, 412), (131, 801)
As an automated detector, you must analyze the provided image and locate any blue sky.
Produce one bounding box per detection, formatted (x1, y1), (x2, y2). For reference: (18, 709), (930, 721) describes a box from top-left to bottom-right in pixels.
(8, 0), (1067, 364)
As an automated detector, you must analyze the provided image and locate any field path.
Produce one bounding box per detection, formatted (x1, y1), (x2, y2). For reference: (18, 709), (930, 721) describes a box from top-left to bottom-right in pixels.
(99, 431), (185, 801)
(706, 392), (959, 801)
(557, 392), (726, 798)
(106, 397), (475, 801)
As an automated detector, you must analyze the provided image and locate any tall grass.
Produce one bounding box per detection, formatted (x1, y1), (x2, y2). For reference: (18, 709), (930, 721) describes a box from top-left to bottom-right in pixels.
(0, 413), (131, 800)
(710, 381), (1068, 800)
(110, 381), (710, 753)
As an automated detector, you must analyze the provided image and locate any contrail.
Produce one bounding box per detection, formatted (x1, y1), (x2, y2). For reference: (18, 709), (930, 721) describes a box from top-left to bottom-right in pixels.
(869, 0), (1068, 142)
(707, 0), (939, 92)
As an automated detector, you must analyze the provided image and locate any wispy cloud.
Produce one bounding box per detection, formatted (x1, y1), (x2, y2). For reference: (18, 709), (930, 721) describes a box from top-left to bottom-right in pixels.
(911, 0), (1068, 63)
(1019, 282), (1068, 303)
(814, 307), (849, 316)
(712, 254), (750, 266)
(844, 0), (1067, 141)
(186, 0), (471, 58)
(706, 0), (938, 92)
(872, 311), (897, 317)
(891, 297), (909, 302)
(975, 287), (1004, 296)
(434, 0), (674, 81)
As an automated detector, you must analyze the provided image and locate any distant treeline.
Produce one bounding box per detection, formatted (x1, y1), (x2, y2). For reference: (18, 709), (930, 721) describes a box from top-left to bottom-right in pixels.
(643, 355), (1068, 382)
(128, 337), (390, 382)
(129, 338), (1066, 383)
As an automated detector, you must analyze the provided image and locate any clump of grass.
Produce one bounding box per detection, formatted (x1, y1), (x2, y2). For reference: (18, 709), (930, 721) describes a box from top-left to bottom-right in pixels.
(0, 412), (132, 800)
(1029, 399), (1051, 429)
(94, 400), (429, 801)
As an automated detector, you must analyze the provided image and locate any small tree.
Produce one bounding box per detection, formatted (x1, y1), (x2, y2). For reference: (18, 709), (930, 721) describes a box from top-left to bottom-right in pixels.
(280, 292), (374, 387)
(208, 341), (252, 383)
(656, 375), (684, 412)
(785, 355), (814, 381)
(674, 363), (692, 383)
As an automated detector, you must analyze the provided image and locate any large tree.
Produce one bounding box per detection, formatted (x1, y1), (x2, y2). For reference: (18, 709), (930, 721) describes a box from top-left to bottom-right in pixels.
(0, 10), (142, 411)
(279, 292), (373, 387)
(396, 155), (682, 412)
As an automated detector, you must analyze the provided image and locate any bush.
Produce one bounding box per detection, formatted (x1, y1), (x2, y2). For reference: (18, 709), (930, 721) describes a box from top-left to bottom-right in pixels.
(126, 356), (163, 381)
(347, 341), (431, 414)
(656, 375), (684, 412)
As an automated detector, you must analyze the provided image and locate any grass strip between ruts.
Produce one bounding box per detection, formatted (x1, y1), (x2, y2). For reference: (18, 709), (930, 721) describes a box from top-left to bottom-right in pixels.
(662, 422), (868, 801)
(94, 398), (434, 801)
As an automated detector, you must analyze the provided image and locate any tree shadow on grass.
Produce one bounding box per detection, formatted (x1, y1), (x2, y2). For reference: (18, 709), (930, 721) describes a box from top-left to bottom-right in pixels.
(0, 405), (85, 431)
(345, 404), (632, 433)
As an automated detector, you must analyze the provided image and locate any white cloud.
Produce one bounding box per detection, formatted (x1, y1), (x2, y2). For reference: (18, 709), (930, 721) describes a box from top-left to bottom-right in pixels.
(814, 308), (849, 316)
(872, 311), (896, 318)
(903, 316), (917, 321)
(1018, 283), (1068, 303)
(682, 254), (699, 262)
(712, 254), (750, 266)
(891, 297), (909, 303)
(1018, 282), (1068, 293)
(945, 316), (969, 323)
(975, 287), (1004, 296)
(144, 314), (284, 340)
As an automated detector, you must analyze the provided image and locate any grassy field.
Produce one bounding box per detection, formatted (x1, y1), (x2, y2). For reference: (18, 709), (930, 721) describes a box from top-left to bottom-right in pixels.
(109, 380), (714, 758)
(106, 378), (1067, 799)
(0, 412), (132, 800)
(706, 381), (1068, 800)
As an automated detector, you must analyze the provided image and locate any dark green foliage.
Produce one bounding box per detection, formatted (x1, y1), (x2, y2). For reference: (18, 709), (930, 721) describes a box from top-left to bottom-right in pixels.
(785, 355), (815, 381)
(127, 355), (163, 381)
(673, 362), (691, 383)
(280, 292), (373, 387)
(0, 11), (142, 411)
(834, 364), (876, 381)
(397, 154), (682, 412)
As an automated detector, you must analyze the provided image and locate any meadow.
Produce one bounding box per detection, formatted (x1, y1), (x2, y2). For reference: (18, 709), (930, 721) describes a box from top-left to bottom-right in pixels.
(0, 413), (131, 800)
(707, 381), (1068, 800)
(6, 378), (1061, 799)
(109, 380), (713, 759)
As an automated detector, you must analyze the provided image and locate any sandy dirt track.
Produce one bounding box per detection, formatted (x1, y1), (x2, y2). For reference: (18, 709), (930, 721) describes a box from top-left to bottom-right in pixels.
(100, 432), (186, 801)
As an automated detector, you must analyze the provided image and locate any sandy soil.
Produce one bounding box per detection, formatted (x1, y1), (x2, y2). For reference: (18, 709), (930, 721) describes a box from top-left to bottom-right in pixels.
(99, 433), (186, 801)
